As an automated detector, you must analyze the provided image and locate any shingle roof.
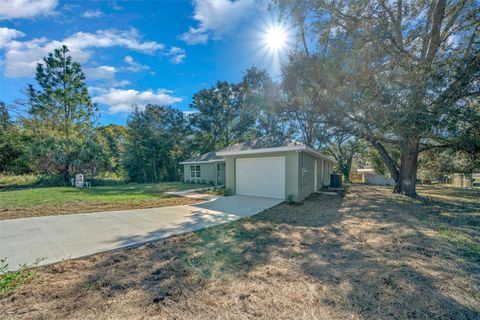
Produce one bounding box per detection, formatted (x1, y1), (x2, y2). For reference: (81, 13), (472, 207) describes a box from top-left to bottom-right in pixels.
(217, 136), (303, 153)
(180, 136), (336, 164)
(180, 151), (224, 164)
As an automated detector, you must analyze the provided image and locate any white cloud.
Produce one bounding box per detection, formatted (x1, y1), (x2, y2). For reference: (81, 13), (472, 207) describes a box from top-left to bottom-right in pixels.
(110, 1), (123, 11)
(180, 0), (257, 45)
(112, 79), (131, 87)
(63, 29), (163, 53)
(180, 27), (208, 45)
(82, 9), (104, 18)
(1, 28), (164, 77)
(0, 0), (58, 20)
(92, 88), (183, 113)
(120, 55), (149, 72)
(167, 47), (186, 64)
(62, 3), (79, 11)
(84, 65), (116, 80)
(124, 55), (134, 64)
(0, 27), (25, 48)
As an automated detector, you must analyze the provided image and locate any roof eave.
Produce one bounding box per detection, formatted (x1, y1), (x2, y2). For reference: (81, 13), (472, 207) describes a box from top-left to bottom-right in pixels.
(303, 146), (338, 164)
(179, 159), (225, 165)
(216, 145), (305, 156)
(217, 145), (337, 163)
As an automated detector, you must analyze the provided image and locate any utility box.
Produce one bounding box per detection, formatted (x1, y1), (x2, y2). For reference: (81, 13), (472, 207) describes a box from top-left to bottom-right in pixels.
(330, 173), (342, 188)
(75, 174), (84, 188)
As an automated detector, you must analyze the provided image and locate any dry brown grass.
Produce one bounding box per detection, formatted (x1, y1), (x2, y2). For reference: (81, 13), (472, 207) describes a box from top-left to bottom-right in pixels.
(1, 185), (479, 319)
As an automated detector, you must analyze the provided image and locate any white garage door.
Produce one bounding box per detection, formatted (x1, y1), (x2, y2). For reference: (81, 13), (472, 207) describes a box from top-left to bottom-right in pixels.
(236, 157), (285, 199)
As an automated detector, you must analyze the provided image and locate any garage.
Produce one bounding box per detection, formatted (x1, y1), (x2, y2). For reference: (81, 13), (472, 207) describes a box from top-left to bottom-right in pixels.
(235, 157), (286, 199)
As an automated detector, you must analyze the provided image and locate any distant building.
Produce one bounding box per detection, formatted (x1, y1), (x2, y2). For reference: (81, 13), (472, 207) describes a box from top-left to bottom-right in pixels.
(350, 167), (394, 186)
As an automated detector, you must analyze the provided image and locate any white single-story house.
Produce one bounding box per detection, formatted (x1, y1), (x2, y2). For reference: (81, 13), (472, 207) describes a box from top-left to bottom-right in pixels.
(180, 136), (337, 201)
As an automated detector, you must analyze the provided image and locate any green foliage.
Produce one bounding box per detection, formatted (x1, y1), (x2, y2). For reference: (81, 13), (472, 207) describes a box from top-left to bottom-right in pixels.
(223, 188), (233, 196)
(0, 102), (30, 174)
(419, 149), (480, 181)
(357, 144), (400, 176)
(241, 67), (288, 138)
(0, 174), (70, 188)
(0, 174), (37, 186)
(364, 148), (388, 176)
(323, 133), (360, 182)
(0, 173), (124, 189)
(27, 45), (97, 140)
(123, 105), (191, 183)
(24, 45), (101, 180)
(96, 124), (127, 175)
(280, 52), (336, 146)
(189, 81), (257, 153)
(0, 258), (43, 295)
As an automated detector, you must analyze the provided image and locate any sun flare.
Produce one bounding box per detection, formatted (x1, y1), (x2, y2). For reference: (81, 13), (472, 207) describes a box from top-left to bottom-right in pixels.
(255, 20), (292, 74)
(263, 25), (288, 51)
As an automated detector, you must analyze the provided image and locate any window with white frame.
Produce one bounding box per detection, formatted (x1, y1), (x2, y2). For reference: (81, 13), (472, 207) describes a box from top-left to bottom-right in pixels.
(190, 165), (201, 178)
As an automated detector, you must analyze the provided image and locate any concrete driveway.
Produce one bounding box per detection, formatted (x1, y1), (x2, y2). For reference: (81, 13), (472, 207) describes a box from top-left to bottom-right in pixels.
(0, 196), (282, 270)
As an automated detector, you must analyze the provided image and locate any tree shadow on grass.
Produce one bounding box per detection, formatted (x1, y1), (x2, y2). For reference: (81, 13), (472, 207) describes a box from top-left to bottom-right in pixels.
(62, 212), (289, 315)
(299, 187), (479, 319)
(418, 184), (480, 202)
(46, 194), (343, 316)
(7, 186), (479, 319)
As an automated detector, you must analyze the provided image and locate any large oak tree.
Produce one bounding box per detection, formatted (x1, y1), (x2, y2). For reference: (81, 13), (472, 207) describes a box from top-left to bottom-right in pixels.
(278, 0), (479, 195)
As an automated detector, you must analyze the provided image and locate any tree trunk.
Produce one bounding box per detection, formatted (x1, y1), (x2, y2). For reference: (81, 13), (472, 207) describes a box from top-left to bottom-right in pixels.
(395, 137), (420, 196)
(62, 165), (70, 184)
(371, 141), (399, 183)
(152, 159), (157, 181)
(341, 156), (353, 183)
(342, 169), (350, 183)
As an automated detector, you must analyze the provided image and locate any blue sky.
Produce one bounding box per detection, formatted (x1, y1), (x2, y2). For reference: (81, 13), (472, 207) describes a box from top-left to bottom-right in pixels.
(0, 0), (291, 125)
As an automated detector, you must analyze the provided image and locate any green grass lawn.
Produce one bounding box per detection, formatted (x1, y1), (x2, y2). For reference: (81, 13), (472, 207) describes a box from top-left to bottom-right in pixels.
(0, 182), (209, 219)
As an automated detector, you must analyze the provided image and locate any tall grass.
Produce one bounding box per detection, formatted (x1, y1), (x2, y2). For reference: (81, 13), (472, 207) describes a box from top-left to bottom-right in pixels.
(0, 174), (127, 189)
(0, 174), (38, 186)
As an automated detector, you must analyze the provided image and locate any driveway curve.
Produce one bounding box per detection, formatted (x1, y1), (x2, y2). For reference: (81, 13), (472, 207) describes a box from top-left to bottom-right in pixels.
(0, 196), (282, 270)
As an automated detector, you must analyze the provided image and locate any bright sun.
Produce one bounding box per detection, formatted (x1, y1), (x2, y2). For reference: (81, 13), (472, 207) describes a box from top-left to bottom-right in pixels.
(263, 25), (288, 51)
(256, 21), (291, 73)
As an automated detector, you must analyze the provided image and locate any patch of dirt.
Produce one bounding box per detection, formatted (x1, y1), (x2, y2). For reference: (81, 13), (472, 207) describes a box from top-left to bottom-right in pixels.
(0, 196), (203, 220)
(1, 185), (479, 319)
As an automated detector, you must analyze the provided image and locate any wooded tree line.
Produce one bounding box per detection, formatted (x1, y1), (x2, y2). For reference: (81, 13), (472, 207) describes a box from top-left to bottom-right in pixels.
(1, 0), (478, 196)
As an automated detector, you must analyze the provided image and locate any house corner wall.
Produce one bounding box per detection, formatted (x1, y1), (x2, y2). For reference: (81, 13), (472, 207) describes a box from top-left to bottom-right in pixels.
(225, 156), (236, 192)
(285, 151), (300, 202)
(183, 164), (189, 182)
(298, 152), (316, 201)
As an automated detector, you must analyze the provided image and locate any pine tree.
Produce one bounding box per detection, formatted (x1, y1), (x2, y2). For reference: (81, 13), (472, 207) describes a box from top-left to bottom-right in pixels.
(26, 45), (100, 180)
